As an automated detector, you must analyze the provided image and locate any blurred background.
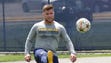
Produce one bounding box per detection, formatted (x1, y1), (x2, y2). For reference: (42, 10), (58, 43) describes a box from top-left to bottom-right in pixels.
(0, 0), (111, 52)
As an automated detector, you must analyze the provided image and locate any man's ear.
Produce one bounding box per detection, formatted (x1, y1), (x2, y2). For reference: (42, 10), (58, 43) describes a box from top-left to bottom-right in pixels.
(42, 12), (44, 16)
(42, 12), (44, 18)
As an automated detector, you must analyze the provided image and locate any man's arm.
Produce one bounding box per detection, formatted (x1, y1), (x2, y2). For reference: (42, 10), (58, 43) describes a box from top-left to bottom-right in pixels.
(60, 26), (76, 54)
(25, 24), (36, 55)
(24, 24), (37, 62)
(60, 26), (77, 62)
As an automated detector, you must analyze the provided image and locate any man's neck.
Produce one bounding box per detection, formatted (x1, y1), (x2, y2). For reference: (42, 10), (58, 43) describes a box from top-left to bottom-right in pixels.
(44, 20), (54, 25)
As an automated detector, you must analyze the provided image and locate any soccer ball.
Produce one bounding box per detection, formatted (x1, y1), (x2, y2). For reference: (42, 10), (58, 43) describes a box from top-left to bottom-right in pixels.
(76, 18), (91, 33)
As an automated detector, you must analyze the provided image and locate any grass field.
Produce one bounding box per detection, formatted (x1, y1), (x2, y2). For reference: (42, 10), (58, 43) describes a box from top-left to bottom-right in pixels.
(0, 53), (111, 62)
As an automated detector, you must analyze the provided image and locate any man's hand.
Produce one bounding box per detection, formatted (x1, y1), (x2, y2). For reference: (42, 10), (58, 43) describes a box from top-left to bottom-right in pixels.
(24, 54), (31, 62)
(70, 53), (77, 62)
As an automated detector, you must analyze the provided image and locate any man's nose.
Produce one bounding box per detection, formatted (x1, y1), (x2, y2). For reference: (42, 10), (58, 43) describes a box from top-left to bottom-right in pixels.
(48, 14), (52, 17)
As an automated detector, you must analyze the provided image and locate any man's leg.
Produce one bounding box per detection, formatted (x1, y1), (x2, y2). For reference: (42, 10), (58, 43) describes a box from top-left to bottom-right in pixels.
(53, 54), (59, 63)
(34, 48), (47, 63)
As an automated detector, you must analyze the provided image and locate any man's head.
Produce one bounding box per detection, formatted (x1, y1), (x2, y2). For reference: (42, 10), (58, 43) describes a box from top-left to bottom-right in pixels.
(42, 4), (54, 24)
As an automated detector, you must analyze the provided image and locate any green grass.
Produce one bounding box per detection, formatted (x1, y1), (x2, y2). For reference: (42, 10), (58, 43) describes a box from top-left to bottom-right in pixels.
(0, 53), (111, 62)
(58, 53), (111, 58)
(0, 54), (25, 62)
(0, 54), (35, 62)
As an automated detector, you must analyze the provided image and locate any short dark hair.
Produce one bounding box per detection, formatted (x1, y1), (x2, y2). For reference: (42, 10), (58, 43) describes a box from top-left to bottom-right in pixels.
(42, 4), (54, 12)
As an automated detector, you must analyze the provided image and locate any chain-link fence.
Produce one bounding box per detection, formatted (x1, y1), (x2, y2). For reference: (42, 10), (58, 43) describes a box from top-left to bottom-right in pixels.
(0, 0), (111, 52)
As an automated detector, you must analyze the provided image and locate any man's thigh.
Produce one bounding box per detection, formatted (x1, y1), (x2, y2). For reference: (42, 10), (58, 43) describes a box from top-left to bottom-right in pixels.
(34, 48), (47, 63)
(34, 48), (59, 63)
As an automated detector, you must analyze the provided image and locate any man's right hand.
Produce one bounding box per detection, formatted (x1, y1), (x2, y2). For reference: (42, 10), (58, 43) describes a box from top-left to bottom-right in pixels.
(24, 54), (31, 62)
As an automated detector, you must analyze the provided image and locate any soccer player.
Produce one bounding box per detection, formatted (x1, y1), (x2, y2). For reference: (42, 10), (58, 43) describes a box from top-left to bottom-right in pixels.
(24, 4), (77, 63)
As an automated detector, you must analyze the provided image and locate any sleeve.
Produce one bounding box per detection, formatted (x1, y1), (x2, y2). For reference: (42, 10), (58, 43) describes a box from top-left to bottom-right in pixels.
(25, 24), (37, 55)
(60, 26), (76, 54)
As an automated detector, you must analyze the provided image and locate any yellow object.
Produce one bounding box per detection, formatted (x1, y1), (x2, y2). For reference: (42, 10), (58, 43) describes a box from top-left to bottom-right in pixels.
(47, 50), (53, 63)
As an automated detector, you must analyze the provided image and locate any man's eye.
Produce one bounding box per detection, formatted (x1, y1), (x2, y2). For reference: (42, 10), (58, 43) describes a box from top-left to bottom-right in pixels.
(50, 13), (53, 14)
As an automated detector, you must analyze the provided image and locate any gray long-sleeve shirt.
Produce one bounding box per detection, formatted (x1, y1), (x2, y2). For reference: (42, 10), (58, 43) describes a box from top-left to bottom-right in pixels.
(25, 20), (76, 55)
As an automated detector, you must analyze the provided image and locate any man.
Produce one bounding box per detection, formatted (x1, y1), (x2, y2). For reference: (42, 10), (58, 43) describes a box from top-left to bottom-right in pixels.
(24, 4), (77, 63)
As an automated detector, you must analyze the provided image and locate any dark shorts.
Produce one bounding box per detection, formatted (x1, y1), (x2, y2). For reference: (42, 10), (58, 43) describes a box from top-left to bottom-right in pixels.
(33, 48), (59, 63)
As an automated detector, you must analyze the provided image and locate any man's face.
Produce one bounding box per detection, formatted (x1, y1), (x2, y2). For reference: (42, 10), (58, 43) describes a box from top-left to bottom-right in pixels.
(42, 9), (54, 23)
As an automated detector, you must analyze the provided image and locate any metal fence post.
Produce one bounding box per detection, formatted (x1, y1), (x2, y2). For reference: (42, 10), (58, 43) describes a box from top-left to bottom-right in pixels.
(48, 0), (50, 4)
(2, 0), (6, 51)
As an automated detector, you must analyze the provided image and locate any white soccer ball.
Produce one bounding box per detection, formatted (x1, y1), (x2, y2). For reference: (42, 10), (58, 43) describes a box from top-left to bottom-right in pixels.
(76, 18), (91, 33)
